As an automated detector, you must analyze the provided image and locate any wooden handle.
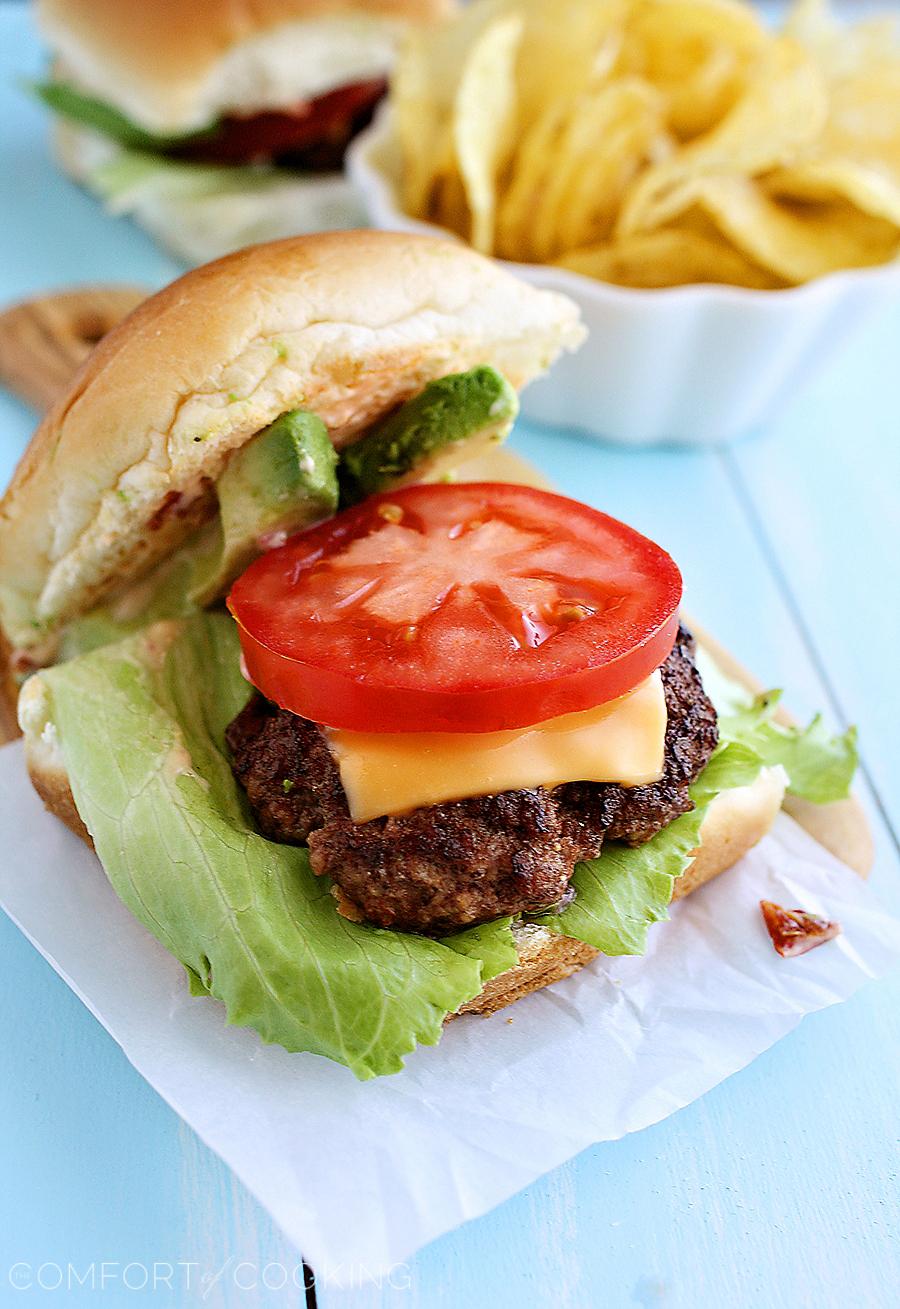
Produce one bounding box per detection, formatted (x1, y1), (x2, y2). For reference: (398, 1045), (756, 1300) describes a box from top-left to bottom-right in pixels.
(0, 285), (147, 414)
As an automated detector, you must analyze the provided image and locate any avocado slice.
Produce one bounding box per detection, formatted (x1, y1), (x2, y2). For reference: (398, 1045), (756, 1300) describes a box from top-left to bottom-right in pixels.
(339, 366), (519, 501)
(62, 411), (338, 648)
(191, 409), (338, 604)
(57, 375), (518, 660)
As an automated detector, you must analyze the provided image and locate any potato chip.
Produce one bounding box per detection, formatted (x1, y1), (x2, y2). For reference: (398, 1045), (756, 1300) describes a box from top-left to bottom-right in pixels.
(512, 0), (630, 132)
(768, 159), (900, 229)
(620, 0), (766, 139)
(430, 169), (471, 237)
(393, 0), (514, 218)
(670, 175), (900, 282)
(493, 0), (637, 259)
(453, 13), (523, 252)
(495, 95), (569, 260)
(617, 36), (829, 236)
(387, 0), (900, 288)
(529, 80), (666, 262)
(393, 40), (446, 217)
(554, 227), (781, 288)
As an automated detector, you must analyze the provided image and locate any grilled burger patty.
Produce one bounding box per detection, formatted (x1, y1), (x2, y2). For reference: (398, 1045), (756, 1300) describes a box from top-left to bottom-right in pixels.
(226, 627), (718, 934)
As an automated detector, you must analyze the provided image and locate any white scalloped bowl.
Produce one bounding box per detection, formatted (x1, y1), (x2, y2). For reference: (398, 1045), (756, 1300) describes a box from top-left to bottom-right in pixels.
(348, 110), (900, 445)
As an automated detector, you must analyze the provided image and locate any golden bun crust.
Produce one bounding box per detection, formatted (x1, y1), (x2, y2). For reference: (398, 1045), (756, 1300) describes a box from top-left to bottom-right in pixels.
(0, 231), (583, 655)
(460, 928), (598, 1017)
(25, 739), (89, 843)
(38, 0), (454, 133)
(686, 618), (874, 878)
(0, 631), (22, 746)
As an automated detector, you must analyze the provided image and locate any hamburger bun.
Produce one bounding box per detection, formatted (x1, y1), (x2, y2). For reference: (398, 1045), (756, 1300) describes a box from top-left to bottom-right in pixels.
(37, 0), (453, 134)
(0, 231), (584, 658)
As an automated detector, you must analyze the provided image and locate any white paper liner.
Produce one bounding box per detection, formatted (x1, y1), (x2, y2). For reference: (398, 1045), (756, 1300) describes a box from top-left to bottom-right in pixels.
(2, 740), (898, 1286)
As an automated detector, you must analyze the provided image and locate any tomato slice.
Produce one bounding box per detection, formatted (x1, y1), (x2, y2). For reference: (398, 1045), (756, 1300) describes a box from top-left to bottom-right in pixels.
(174, 80), (386, 167)
(228, 483), (682, 734)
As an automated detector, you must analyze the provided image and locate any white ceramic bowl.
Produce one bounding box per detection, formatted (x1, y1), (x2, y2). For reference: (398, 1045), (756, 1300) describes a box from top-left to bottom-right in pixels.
(348, 110), (900, 445)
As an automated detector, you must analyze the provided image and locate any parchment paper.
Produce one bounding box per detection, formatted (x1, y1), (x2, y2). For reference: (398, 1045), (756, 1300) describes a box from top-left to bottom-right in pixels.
(1, 741), (898, 1286)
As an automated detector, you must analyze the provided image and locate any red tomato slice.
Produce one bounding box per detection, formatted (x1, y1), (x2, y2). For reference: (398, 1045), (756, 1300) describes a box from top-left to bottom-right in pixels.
(228, 483), (682, 733)
(175, 80), (386, 166)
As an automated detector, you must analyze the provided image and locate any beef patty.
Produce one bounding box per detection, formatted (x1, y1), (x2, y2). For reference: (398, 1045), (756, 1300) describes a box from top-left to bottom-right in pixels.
(226, 626), (718, 934)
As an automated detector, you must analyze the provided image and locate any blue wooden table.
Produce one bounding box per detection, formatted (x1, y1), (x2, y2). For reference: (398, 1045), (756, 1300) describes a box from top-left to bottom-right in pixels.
(1, 6), (898, 1306)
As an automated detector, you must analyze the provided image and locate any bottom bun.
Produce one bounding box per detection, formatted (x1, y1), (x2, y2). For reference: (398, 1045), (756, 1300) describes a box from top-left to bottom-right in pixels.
(55, 123), (366, 266)
(459, 767), (786, 1016)
(20, 703), (785, 1016)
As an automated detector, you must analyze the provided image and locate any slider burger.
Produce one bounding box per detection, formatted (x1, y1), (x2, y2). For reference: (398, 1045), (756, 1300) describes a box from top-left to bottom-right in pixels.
(0, 233), (857, 1079)
(32, 0), (452, 262)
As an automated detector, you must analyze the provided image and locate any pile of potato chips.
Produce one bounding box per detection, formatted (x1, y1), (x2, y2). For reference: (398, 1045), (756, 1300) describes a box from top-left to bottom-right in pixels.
(390, 0), (900, 287)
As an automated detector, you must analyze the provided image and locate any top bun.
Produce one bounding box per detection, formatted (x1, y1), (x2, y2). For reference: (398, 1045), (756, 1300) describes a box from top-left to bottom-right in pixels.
(0, 231), (584, 657)
(37, 0), (454, 134)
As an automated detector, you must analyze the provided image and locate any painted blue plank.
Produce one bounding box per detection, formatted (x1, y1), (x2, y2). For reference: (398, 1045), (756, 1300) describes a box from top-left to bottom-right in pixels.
(0, 911), (314, 1308)
(728, 299), (900, 835)
(0, 19), (181, 300)
(323, 959), (900, 1309)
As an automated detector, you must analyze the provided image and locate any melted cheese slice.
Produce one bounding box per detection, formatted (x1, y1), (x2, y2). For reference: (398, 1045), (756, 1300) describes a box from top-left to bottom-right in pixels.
(326, 672), (667, 822)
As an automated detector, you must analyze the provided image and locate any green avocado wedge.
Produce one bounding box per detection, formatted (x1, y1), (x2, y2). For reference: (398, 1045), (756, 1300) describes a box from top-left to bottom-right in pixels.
(60, 411), (339, 651)
(339, 366), (519, 501)
(190, 410), (339, 605)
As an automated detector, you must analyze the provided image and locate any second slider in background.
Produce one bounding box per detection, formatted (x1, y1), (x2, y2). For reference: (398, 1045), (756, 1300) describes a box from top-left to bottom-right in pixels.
(31, 0), (454, 263)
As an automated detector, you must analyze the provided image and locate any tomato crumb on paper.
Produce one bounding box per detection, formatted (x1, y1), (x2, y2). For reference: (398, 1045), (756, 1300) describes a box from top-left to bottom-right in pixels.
(760, 900), (842, 957)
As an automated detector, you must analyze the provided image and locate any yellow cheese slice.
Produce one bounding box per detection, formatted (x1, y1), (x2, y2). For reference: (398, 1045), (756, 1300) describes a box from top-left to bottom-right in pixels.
(326, 672), (667, 822)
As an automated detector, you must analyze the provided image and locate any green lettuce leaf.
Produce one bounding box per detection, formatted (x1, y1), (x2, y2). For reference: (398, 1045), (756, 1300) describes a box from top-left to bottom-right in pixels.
(531, 743), (764, 953)
(717, 690), (858, 804)
(31, 79), (215, 151)
(443, 918), (519, 982)
(40, 613), (490, 1079)
(92, 150), (289, 208)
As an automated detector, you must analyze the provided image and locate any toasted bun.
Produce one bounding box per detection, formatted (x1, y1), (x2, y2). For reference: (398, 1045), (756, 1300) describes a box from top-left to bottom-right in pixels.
(0, 231), (584, 655)
(55, 121), (369, 265)
(686, 617), (876, 879)
(38, 0), (453, 133)
(460, 767), (787, 1015)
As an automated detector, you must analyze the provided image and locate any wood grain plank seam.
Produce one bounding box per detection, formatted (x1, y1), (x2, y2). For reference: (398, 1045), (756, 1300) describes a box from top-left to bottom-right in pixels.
(717, 444), (900, 860)
(303, 1260), (318, 1309)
